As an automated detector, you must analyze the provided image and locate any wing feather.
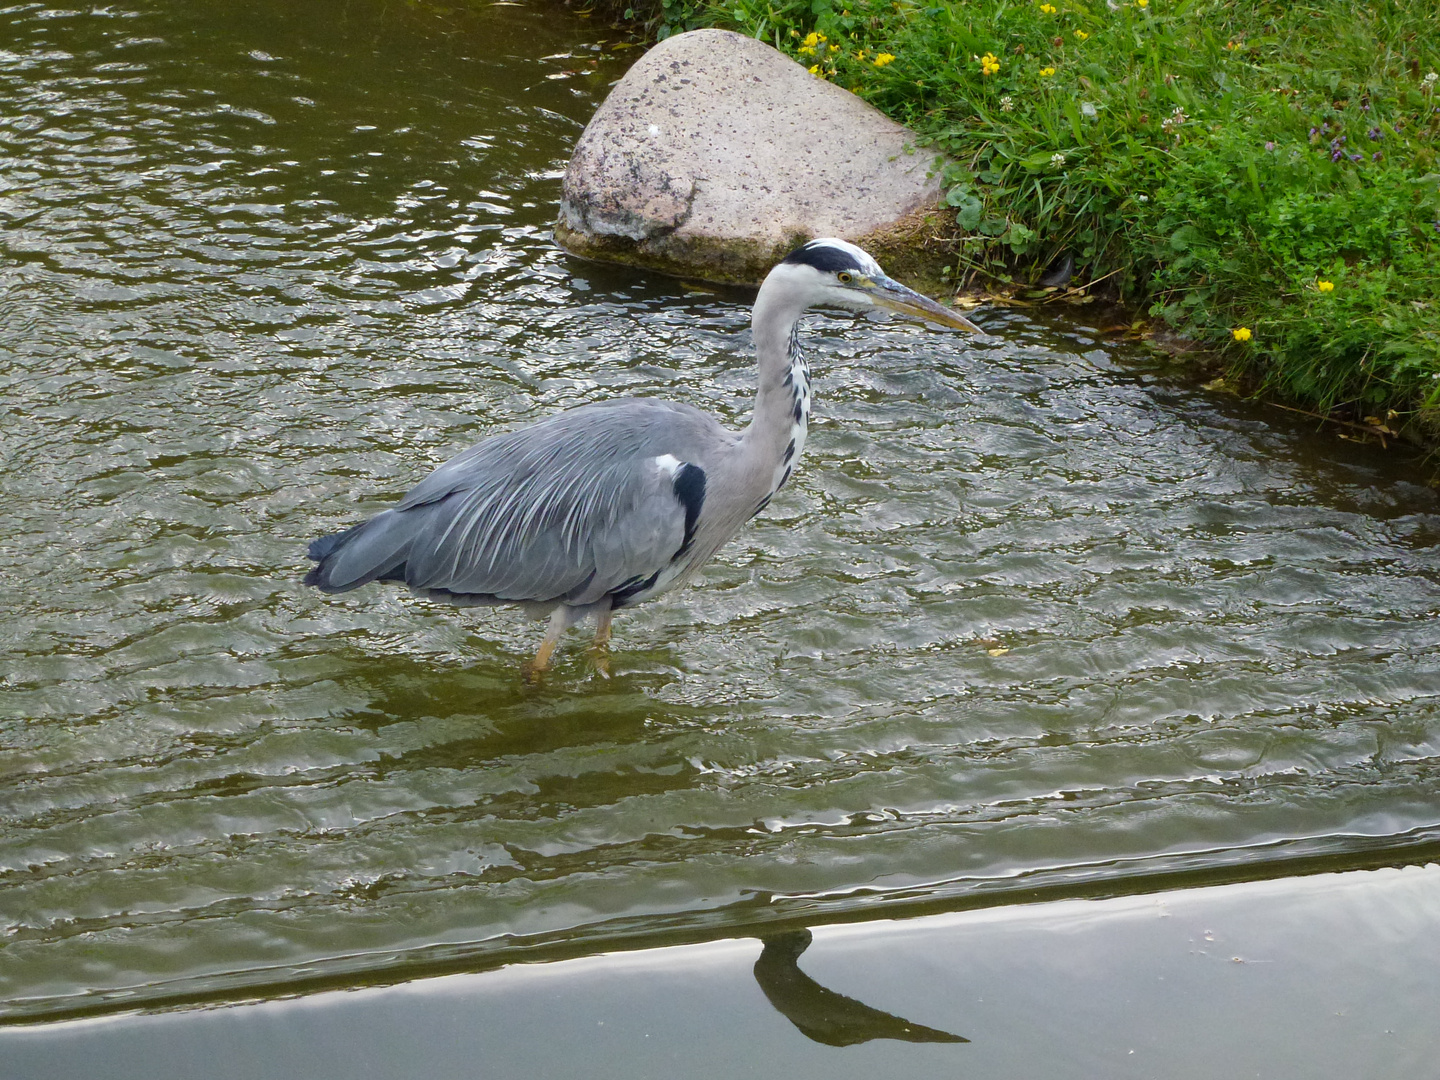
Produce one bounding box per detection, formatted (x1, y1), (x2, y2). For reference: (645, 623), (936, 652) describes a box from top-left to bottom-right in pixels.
(306, 398), (729, 605)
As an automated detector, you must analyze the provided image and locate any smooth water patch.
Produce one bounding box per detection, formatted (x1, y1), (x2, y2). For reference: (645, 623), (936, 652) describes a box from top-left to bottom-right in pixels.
(2, 0), (1440, 1021)
(4, 865), (1438, 1079)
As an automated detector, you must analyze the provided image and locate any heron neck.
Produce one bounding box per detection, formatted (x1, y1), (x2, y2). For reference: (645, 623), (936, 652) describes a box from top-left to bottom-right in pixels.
(742, 289), (811, 491)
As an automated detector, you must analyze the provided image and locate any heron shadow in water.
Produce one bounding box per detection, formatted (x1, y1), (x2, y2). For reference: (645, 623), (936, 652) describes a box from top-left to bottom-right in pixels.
(303, 238), (981, 678)
(308, 644), (688, 759)
(754, 929), (969, 1047)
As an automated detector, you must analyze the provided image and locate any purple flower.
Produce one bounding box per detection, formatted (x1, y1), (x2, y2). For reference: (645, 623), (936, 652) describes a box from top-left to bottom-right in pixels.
(1372, 152), (1382, 162)
(1367, 127), (1382, 140)
(1264, 140), (1275, 151)
(1349, 153), (1363, 162)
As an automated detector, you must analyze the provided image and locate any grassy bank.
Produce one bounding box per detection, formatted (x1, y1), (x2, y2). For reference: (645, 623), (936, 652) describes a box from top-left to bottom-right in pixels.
(633, 0), (1440, 438)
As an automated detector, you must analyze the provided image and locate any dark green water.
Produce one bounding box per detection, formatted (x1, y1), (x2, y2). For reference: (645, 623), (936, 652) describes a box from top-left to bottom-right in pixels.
(2, 0), (1438, 1023)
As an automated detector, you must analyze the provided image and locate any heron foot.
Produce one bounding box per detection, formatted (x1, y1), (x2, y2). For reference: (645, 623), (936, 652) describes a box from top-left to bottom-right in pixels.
(523, 606), (573, 682)
(523, 638), (558, 683)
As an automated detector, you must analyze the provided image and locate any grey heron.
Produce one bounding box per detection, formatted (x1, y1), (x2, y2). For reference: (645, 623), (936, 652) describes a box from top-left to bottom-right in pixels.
(304, 238), (981, 675)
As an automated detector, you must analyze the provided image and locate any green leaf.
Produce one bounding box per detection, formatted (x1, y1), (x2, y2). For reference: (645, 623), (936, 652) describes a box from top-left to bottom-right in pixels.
(944, 185), (974, 207)
(1061, 98), (1084, 143)
(1170, 224), (1200, 251)
(1246, 162), (1261, 197)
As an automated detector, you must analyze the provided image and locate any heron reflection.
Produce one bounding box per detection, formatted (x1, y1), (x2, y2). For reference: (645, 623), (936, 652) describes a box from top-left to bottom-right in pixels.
(754, 929), (968, 1047)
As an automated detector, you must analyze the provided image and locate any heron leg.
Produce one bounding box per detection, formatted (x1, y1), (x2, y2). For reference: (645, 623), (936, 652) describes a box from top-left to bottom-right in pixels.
(590, 601), (615, 679)
(525, 605), (573, 681)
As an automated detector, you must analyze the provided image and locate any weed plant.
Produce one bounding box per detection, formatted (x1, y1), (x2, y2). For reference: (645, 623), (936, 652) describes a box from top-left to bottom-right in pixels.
(646, 0), (1440, 432)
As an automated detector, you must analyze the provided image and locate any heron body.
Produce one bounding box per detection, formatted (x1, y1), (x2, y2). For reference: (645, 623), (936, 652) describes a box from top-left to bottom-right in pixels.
(304, 238), (980, 674)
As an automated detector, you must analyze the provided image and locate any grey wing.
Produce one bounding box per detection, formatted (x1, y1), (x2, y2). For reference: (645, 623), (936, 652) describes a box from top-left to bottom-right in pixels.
(305, 399), (723, 606)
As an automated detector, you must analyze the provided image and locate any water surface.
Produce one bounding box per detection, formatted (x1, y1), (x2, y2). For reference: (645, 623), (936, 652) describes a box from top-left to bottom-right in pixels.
(7, 865), (1439, 1079)
(2, 0), (1439, 1021)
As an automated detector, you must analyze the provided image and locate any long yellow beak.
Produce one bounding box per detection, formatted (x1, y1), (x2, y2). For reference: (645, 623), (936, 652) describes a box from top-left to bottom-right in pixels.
(870, 275), (984, 334)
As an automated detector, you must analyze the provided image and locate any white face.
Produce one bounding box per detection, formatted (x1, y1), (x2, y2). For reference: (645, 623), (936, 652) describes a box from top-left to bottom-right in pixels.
(773, 240), (890, 313)
(763, 238), (982, 332)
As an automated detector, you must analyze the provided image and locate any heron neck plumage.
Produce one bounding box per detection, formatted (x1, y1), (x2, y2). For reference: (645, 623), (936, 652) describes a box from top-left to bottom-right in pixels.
(743, 284), (809, 458)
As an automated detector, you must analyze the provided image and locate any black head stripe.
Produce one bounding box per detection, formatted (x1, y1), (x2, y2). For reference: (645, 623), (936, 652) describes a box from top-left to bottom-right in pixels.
(781, 240), (864, 275)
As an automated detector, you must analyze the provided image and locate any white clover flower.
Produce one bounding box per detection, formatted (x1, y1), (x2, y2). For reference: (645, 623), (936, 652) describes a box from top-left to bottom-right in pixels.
(1425, 71), (1439, 88)
(999, 95), (1014, 112)
(1050, 152), (1066, 166)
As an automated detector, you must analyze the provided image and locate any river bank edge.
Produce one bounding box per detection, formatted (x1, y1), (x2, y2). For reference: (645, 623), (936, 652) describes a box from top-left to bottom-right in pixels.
(551, 0), (1440, 459)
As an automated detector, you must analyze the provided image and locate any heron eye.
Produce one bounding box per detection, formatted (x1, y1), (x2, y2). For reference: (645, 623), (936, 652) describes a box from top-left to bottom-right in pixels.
(837, 272), (853, 284)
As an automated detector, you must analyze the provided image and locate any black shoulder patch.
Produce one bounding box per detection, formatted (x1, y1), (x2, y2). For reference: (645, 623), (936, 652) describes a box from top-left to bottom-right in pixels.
(781, 240), (862, 275)
(610, 568), (661, 608)
(671, 462), (706, 560)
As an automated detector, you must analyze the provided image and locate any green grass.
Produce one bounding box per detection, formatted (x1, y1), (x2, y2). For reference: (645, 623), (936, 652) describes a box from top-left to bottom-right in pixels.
(638, 0), (1440, 436)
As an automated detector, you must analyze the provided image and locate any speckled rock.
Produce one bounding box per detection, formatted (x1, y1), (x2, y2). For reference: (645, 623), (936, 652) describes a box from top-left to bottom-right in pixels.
(555, 29), (946, 285)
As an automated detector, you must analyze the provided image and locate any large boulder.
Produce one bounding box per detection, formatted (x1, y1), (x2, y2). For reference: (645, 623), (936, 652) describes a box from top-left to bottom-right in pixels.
(555, 28), (947, 285)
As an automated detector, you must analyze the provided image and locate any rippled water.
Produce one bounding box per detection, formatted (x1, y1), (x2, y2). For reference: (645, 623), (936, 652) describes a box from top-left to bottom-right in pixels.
(3, 0), (1439, 1022)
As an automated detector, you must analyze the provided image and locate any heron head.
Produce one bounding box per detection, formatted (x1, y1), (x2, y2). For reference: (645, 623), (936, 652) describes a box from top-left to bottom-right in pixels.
(776, 238), (983, 333)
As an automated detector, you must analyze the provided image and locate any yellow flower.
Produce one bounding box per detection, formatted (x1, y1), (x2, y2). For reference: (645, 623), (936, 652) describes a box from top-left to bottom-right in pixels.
(857, 49), (868, 61)
(873, 52), (896, 67)
(798, 46), (815, 56)
(1039, 66), (1056, 76)
(1136, 0), (1147, 7)
(1074, 29), (1089, 41)
(1232, 327), (1252, 342)
(1039, 2), (1057, 12)
(1317, 280), (1335, 293)
(808, 64), (821, 75)
(980, 52), (1001, 76)
(802, 31), (825, 48)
